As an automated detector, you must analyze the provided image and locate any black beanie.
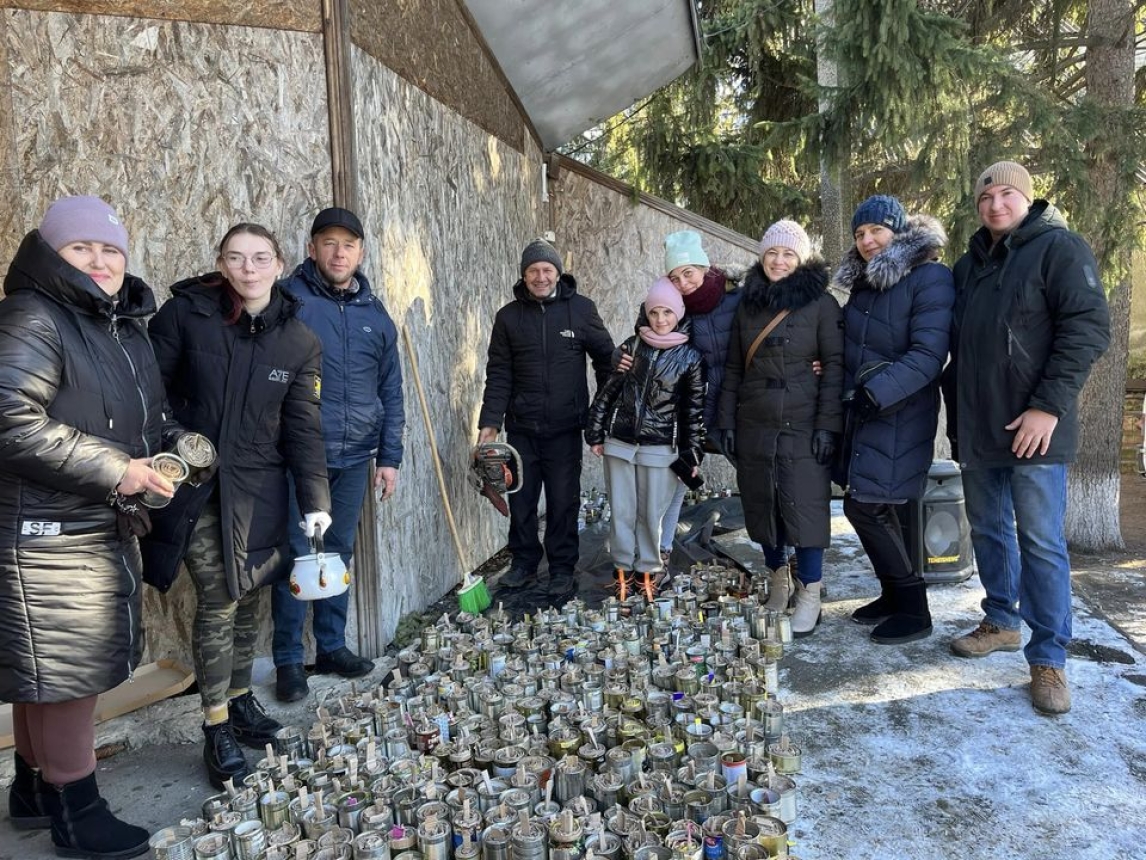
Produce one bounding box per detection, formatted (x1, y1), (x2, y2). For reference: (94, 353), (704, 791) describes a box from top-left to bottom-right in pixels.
(520, 238), (563, 276)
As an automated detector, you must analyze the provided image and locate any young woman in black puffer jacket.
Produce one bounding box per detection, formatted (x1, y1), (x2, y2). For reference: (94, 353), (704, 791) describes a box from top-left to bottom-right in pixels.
(718, 220), (844, 639)
(586, 278), (706, 603)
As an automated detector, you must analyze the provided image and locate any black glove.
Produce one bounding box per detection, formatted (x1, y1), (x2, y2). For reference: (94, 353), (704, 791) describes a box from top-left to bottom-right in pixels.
(715, 429), (737, 462)
(187, 457), (219, 488)
(112, 493), (152, 540)
(849, 385), (881, 421)
(811, 430), (838, 466)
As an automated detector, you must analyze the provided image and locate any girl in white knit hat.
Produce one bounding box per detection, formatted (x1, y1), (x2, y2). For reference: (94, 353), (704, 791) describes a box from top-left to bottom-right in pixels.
(716, 220), (844, 637)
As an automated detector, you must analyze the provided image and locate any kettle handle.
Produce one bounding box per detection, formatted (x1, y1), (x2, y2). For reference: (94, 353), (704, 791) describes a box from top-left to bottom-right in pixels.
(308, 531), (326, 558)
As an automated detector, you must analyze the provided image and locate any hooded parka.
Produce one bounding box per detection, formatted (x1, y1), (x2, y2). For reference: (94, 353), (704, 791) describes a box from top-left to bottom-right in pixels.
(141, 276), (330, 600)
(478, 274), (615, 436)
(834, 216), (954, 501)
(944, 201), (1110, 468)
(717, 260), (844, 548)
(0, 232), (177, 703)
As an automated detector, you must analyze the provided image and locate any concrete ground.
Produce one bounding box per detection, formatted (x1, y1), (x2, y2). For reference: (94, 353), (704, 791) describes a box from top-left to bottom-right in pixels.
(2, 479), (1144, 860)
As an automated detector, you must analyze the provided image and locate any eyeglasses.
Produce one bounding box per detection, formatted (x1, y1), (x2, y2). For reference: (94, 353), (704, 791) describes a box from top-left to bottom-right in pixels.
(222, 252), (277, 269)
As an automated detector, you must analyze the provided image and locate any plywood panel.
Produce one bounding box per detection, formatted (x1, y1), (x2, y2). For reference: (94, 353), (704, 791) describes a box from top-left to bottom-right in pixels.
(351, 44), (544, 642)
(2, 10), (332, 298)
(0, 0), (320, 32)
(349, 0), (526, 152)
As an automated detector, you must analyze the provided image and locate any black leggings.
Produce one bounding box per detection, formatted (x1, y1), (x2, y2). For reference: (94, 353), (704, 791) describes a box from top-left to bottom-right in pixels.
(843, 496), (922, 587)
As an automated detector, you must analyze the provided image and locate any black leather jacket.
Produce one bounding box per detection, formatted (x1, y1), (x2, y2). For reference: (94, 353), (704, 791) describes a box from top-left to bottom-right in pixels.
(585, 320), (707, 463)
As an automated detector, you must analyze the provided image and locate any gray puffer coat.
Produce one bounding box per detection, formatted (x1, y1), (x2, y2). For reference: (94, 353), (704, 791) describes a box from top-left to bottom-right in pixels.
(718, 260), (843, 548)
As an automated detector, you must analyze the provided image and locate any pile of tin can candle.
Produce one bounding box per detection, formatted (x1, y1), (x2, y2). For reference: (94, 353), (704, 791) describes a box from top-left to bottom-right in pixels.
(151, 563), (804, 860)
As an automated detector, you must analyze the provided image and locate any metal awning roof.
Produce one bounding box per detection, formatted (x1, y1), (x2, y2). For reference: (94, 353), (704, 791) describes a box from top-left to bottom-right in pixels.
(463, 0), (700, 150)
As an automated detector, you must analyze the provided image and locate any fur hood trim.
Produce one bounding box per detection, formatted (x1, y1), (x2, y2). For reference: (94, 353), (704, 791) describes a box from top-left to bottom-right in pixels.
(741, 258), (830, 316)
(833, 214), (947, 293)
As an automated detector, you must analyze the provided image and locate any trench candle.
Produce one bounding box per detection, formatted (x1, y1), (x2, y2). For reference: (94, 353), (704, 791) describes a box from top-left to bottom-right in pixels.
(149, 826), (194, 860)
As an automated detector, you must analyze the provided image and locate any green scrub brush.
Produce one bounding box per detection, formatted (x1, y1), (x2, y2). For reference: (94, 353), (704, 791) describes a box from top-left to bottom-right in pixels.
(459, 571), (492, 614)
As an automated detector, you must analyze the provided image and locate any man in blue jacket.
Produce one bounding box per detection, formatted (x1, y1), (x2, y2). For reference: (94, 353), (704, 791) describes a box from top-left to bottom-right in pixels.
(945, 162), (1109, 716)
(273, 207), (405, 702)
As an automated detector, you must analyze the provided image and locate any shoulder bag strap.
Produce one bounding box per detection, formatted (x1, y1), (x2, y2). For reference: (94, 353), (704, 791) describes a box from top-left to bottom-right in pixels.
(743, 309), (790, 369)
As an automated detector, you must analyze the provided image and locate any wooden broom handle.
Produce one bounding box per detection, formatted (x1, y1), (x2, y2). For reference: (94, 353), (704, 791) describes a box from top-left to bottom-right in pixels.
(401, 326), (470, 579)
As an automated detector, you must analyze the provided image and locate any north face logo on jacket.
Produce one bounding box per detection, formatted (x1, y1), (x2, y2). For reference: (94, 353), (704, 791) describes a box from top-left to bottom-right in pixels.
(268, 369), (291, 383)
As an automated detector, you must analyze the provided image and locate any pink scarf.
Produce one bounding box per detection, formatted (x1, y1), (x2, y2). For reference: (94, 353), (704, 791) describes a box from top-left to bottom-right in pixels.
(638, 327), (689, 348)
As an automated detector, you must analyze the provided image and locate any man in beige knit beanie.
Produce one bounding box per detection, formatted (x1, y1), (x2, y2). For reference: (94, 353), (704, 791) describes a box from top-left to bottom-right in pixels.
(944, 160), (1110, 716)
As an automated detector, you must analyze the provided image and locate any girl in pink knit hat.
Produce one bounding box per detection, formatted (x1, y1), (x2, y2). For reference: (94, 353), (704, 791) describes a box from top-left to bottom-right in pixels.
(585, 277), (707, 602)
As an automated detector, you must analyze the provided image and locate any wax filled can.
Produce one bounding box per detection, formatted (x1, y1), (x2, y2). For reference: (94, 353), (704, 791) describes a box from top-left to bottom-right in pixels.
(192, 831), (233, 860)
(353, 830), (392, 860)
(260, 789), (291, 830)
(231, 820), (267, 860)
(150, 826), (195, 860)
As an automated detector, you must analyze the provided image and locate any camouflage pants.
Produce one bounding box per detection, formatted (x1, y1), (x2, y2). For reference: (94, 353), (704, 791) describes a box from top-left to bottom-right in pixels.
(185, 500), (262, 709)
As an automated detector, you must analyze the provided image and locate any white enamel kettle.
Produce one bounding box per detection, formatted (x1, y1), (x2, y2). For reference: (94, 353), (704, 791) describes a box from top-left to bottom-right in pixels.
(288, 532), (350, 601)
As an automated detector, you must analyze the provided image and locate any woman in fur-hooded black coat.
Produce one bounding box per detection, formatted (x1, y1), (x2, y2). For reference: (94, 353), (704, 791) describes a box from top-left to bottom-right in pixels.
(834, 195), (954, 646)
(718, 220), (843, 637)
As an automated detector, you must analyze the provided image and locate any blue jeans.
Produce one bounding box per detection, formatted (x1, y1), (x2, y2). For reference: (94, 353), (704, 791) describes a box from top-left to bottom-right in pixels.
(962, 463), (1070, 668)
(271, 462), (372, 666)
(762, 545), (823, 584)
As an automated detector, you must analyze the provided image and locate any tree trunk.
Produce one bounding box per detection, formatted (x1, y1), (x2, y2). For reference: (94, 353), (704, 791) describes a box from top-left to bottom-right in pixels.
(1065, 0), (1136, 551)
(815, 0), (849, 275)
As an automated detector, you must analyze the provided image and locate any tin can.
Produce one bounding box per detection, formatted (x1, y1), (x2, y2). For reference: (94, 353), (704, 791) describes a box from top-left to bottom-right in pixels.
(230, 789), (259, 822)
(192, 831), (233, 860)
(259, 789), (291, 830)
(719, 752), (747, 787)
(150, 826), (195, 860)
(353, 830), (392, 860)
(751, 816), (787, 857)
(767, 773), (797, 824)
(338, 790), (371, 832)
(481, 824), (511, 860)
(301, 803), (339, 839)
(664, 828), (702, 860)
(767, 740), (801, 775)
(231, 820), (267, 860)
(202, 793), (232, 822)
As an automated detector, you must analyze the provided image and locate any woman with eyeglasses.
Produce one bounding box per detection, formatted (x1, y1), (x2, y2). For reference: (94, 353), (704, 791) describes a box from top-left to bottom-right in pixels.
(143, 223), (330, 789)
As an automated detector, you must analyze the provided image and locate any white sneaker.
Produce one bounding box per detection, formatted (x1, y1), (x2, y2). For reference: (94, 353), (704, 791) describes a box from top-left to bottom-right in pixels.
(764, 564), (793, 611)
(790, 580), (822, 638)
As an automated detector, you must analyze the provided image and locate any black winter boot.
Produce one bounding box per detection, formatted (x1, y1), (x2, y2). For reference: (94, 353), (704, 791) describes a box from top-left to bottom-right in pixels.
(851, 589), (896, 625)
(870, 581), (933, 644)
(202, 721), (250, 790)
(8, 751), (51, 830)
(228, 691), (282, 748)
(49, 771), (149, 859)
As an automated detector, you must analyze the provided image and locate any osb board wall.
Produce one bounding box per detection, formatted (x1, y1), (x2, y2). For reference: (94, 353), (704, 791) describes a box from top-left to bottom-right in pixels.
(0, 10), (331, 293)
(550, 168), (759, 493)
(351, 44), (544, 643)
(349, 0), (526, 152)
(0, 0), (320, 31)
(0, 9), (333, 665)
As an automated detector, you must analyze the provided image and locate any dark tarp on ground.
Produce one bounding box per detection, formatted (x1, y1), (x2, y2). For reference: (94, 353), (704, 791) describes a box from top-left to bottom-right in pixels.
(489, 496), (754, 616)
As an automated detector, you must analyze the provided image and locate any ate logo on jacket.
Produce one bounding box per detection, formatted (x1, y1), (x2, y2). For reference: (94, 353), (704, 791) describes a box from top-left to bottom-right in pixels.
(268, 368), (292, 384)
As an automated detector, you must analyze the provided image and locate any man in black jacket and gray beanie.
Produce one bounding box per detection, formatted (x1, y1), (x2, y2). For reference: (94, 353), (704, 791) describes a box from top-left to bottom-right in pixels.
(943, 161), (1110, 716)
(478, 238), (615, 602)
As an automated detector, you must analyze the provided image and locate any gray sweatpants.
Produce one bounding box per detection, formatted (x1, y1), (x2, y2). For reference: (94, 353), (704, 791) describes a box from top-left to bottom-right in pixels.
(603, 441), (678, 573)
